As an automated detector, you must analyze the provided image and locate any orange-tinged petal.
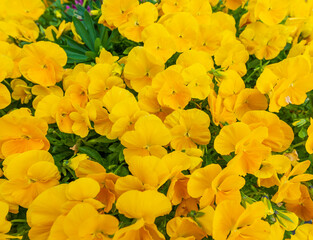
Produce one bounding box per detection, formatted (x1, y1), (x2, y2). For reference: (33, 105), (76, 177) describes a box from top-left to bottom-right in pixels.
(1, 139), (46, 158)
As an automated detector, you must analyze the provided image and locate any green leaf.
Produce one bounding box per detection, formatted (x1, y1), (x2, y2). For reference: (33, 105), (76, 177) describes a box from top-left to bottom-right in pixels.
(118, 150), (124, 162)
(196, 211), (205, 217)
(293, 118), (307, 127)
(62, 35), (88, 52)
(276, 210), (294, 223)
(66, 51), (90, 61)
(104, 29), (119, 50)
(99, 25), (109, 46)
(114, 165), (129, 176)
(108, 142), (124, 152)
(53, 151), (73, 164)
(78, 146), (104, 165)
(64, 46), (91, 63)
(247, 59), (260, 69)
(83, 10), (97, 44)
(64, 46), (86, 55)
(73, 17), (94, 50)
(298, 127), (307, 139)
(85, 51), (97, 59)
(94, 37), (101, 53)
(123, 46), (134, 55)
(87, 136), (117, 144)
(222, 155), (232, 162)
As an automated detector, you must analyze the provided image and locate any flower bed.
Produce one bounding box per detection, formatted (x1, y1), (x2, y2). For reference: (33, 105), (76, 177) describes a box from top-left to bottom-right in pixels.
(1, 0), (313, 239)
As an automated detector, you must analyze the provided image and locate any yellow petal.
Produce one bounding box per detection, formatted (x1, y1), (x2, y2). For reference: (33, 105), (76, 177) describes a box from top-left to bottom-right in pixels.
(187, 164), (222, 198)
(289, 160), (311, 177)
(27, 184), (68, 240)
(0, 83), (11, 109)
(115, 175), (145, 197)
(276, 210), (298, 231)
(166, 217), (206, 239)
(3, 150), (54, 180)
(197, 205), (215, 236)
(65, 178), (100, 201)
(214, 122), (251, 155)
(63, 202), (98, 238)
(0, 201), (11, 234)
(27, 161), (60, 182)
(213, 200), (244, 240)
(116, 190), (172, 224)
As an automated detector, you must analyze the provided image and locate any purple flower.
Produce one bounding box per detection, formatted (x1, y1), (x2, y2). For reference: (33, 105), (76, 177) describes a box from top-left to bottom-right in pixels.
(75, 0), (83, 5)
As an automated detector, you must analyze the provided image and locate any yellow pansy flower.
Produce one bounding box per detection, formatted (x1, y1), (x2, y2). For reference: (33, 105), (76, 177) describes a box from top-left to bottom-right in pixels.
(0, 108), (50, 158)
(213, 200), (270, 240)
(124, 46), (164, 92)
(1, 150), (60, 208)
(19, 41), (67, 87)
(121, 114), (172, 160)
(118, 2), (158, 42)
(165, 109), (211, 150)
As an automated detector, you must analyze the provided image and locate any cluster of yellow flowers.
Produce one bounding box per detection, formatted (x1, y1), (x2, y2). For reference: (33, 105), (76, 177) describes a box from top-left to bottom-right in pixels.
(1, 0), (313, 239)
